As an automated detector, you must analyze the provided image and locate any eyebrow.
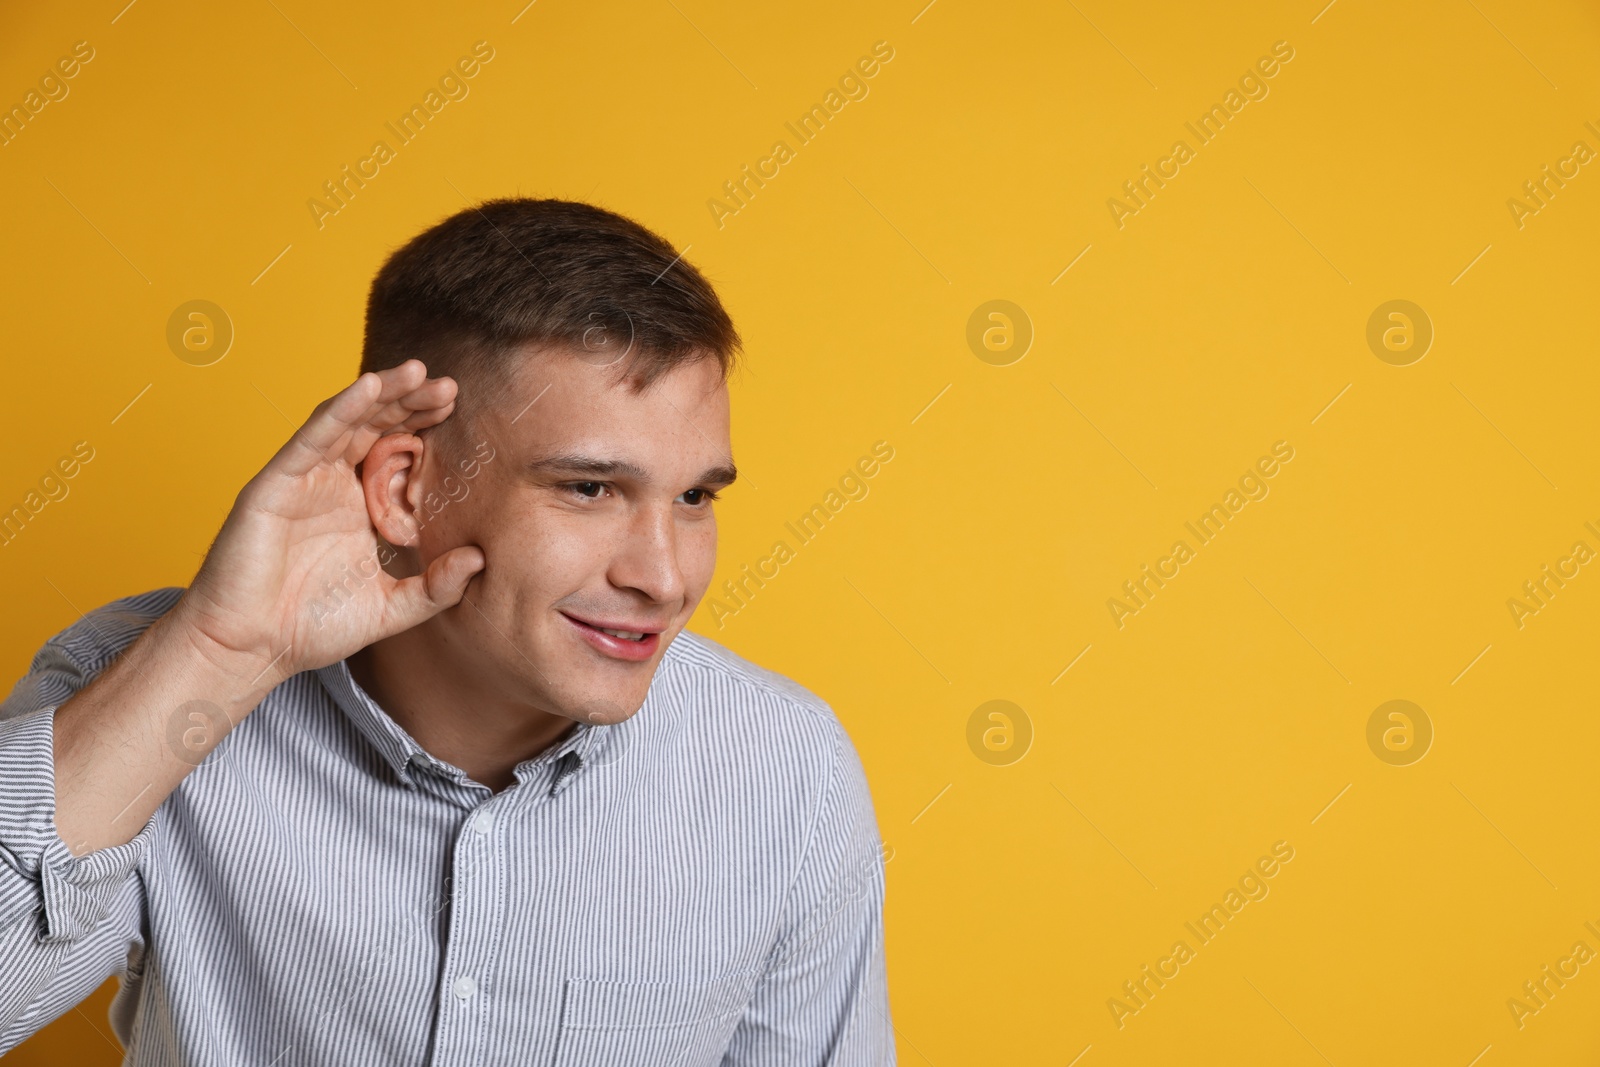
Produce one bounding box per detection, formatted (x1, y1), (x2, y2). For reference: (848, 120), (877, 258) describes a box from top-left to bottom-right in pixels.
(525, 452), (738, 489)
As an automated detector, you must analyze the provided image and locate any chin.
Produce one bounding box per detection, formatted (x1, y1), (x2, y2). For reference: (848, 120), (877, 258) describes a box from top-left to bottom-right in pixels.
(566, 693), (645, 726)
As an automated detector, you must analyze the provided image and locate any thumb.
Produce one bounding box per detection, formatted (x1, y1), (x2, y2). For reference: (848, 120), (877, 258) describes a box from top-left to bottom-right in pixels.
(386, 544), (486, 629)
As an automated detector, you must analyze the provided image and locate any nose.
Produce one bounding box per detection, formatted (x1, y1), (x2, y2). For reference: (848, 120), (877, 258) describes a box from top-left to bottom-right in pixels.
(607, 501), (687, 607)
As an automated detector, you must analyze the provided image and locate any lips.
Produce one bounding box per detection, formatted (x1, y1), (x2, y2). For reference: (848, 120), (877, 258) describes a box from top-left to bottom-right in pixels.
(560, 612), (664, 662)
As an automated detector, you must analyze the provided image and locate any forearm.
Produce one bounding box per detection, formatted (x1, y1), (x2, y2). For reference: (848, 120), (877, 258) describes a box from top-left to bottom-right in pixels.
(51, 601), (279, 856)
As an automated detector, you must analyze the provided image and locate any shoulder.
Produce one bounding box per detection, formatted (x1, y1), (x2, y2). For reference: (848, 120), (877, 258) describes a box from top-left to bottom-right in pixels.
(662, 628), (838, 724)
(2, 587), (187, 728)
(31, 587), (187, 674)
(656, 631), (886, 903)
(651, 628), (873, 814)
(656, 628), (846, 762)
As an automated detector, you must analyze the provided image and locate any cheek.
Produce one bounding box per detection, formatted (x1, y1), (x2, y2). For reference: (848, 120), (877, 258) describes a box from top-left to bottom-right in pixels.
(414, 487), (477, 550)
(681, 521), (719, 600)
(487, 500), (611, 597)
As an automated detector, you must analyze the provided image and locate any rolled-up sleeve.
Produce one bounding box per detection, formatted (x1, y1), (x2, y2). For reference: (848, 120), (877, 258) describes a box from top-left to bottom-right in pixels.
(722, 721), (896, 1066)
(0, 615), (161, 1052)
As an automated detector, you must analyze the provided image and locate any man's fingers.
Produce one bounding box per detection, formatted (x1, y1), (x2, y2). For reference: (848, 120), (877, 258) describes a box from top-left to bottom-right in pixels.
(335, 395), (459, 469)
(269, 365), (411, 478)
(384, 545), (486, 632)
(268, 362), (454, 478)
(363, 379), (458, 434)
(393, 399), (458, 434)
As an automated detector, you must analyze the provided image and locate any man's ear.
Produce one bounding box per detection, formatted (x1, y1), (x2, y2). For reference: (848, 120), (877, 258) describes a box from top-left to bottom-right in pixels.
(361, 432), (426, 547)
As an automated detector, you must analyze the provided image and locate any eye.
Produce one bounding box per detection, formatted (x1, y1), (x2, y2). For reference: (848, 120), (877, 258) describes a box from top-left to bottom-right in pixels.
(565, 481), (608, 500)
(679, 488), (720, 507)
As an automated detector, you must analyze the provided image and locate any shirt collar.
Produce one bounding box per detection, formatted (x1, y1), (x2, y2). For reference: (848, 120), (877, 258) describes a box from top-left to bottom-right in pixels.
(313, 657), (610, 791)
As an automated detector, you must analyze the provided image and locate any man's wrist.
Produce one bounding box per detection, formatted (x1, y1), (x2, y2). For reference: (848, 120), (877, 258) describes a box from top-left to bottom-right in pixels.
(154, 603), (288, 711)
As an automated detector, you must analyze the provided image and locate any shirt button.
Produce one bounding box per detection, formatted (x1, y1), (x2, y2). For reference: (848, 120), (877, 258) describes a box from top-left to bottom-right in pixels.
(453, 976), (478, 1000)
(474, 811), (494, 835)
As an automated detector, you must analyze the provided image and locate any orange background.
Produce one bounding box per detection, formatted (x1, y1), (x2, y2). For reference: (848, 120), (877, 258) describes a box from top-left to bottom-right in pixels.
(3, 0), (1599, 1063)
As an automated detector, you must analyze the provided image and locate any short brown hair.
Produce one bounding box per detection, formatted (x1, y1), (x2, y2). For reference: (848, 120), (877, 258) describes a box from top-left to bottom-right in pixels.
(360, 198), (740, 413)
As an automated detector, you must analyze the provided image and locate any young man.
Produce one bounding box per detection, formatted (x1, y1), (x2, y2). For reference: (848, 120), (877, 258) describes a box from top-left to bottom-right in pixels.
(0, 199), (894, 1064)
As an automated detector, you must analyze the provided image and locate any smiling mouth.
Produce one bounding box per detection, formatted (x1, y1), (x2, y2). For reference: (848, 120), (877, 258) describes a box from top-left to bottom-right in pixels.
(559, 612), (666, 659)
(560, 613), (662, 640)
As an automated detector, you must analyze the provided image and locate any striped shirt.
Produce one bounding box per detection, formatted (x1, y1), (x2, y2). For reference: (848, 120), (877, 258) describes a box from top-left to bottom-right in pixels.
(0, 588), (893, 1064)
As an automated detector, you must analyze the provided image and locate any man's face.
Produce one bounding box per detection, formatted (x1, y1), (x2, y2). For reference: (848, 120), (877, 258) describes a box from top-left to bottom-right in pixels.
(410, 348), (734, 726)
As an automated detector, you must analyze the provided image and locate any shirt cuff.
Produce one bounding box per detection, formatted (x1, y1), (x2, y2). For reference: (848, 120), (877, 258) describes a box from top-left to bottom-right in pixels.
(0, 704), (157, 944)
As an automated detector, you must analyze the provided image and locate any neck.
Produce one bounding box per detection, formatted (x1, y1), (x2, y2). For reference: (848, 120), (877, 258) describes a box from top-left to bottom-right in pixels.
(347, 618), (577, 793)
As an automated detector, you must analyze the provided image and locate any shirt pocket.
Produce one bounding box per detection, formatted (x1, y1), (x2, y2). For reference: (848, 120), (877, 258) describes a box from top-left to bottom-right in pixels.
(550, 969), (756, 1067)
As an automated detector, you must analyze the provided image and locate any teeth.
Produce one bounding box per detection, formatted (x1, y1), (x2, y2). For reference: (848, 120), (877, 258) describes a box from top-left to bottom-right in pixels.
(599, 627), (645, 641)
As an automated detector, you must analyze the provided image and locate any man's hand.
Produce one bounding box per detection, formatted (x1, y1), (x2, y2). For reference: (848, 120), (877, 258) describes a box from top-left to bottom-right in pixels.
(177, 359), (485, 689)
(48, 360), (483, 855)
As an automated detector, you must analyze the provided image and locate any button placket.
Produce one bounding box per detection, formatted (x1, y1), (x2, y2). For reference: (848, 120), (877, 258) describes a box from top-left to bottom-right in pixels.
(427, 802), (506, 1065)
